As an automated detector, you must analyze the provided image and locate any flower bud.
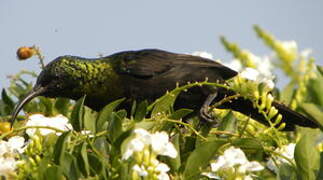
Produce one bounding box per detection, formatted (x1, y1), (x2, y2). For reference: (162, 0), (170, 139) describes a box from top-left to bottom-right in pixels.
(0, 122), (12, 134)
(17, 46), (35, 60)
(274, 114), (283, 125)
(35, 155), (42, 163)
(265, 94), (274, 110)
(28, 157), (37, 167)
(278, 122), (286, 130)
(259, 95), (267, 111)
(253, 91), (260, 100)
(268, 107), (278, 120)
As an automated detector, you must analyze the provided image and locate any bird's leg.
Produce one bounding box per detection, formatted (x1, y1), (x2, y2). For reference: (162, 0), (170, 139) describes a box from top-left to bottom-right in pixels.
(199, 92), (220, 126)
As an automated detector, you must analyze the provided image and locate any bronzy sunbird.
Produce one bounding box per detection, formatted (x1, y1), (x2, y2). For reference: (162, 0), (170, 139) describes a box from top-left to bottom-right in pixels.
(10, 49), (320, 130)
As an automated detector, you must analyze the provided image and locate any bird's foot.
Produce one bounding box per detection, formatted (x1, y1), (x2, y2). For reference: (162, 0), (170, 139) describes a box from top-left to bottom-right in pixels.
(199, 92), (220, 127)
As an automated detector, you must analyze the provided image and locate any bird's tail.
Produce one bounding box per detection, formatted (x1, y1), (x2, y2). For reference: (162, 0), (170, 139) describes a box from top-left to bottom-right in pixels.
(215, 90), (321, 131)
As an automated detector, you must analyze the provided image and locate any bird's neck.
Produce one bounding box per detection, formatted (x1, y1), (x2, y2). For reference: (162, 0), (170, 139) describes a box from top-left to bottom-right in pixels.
(59, 57), (124, 102)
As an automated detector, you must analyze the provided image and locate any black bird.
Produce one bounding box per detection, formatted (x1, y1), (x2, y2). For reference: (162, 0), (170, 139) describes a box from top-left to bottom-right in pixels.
(11, 49), (320, 130)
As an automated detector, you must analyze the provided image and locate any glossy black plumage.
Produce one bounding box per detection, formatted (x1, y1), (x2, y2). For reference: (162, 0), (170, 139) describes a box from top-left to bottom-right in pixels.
(11, 49), (320, 130)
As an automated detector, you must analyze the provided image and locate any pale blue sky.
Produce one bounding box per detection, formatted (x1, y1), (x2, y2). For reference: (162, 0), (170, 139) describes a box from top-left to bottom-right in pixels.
(1, 0), (322, 89)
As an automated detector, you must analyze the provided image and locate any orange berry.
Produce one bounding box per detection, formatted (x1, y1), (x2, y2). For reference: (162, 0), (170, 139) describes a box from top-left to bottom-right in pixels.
(0, 122), (12, 134)
(17, 46), (35, 60)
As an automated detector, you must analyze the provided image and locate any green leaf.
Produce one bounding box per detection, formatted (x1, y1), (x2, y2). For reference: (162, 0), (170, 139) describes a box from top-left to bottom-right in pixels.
(115, 129), (133, 153)
(130, 100), (137, 117)
(1, 89), (15, 114)
(70, 96), (86, 131)
(44, 165), (64, 180)
(54, 98), (71, 116)
(151, 91), (181, 116)
(183, 139), (227, 179)
(299, 103), (323, 129)
(94, 137), (109, 156)
(231, 138), (264, 161)
(295, 131), (320, 179)
(117, 109), (127, 119)
(107, 112), (123, 143)
(80, 142), (90, 177)
(181, 136), (197, 164)
(307, 77), (323, 106)
(61, 152), (80, 180)
(39, 97), (54, 116)
(53, 131), (71, 165)
(317, 65), (323, 76)
(83, 106), (97, 133)
(88, 154), (103, 175)
(159, 109), (193, 131)
(0, 100), (6, 115)
(217, 111), (236, 132)
(169, 108), (193, 120)
(134, 100), (148, 122)
(278, 163), (297, 180)
(317, 152), (323, 180)
(96, 98), (125, 132)
(281, 81), (295, 104)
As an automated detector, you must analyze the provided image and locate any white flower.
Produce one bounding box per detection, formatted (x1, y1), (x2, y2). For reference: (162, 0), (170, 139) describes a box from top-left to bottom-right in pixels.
(0, 157), (18, 176)
(0, 136), (25, 157)
(211, 147), (249, 171)
(26, 114), (72, 136)
(155, 162), (170, 173)
(122, 128), (151, 160)
(201, 172), (221, 179)
(300, 49), (312, 59)
(240, 68), (275, 89)
(0, 136), (25, 177)
(224, 59), (243, 71)
(151, 132), (177, 158)
(239, 161), (264, 173)
(123, 129), (176, 179)
(205, 147), (264, 178)
(281, 143), (296, 160)
(155, 162), (170, 180)
(122, 138), (146, 160)
(240, 68), (260, 81)
(122, 128), (177, 160)
(224, 52), (275, 89)
(267, 143), (295, 172)
(132, 159), (171, 180)
(7, 136), (25, 154)
(80, 130), (94, 138)
(280, 40), (298, 55)
(133, 128), (151, 145)
(192, 51), (213, 59)
(132, 164), (148, 177)
(252, 56), (273, 78)
(244, 175), (253, 180)
(157, 172), (170, 180)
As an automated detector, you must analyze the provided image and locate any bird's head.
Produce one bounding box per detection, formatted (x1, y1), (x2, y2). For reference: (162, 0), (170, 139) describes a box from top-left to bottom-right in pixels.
(10, 56), (83, 126)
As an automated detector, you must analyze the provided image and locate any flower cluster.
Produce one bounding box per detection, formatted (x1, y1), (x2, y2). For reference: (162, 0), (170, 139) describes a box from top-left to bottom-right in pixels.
(0, 136), (25, 178)
(224, 53), (275, 89)
(122, 128), (177, 180)
(203, 146), (264, 179)
(25, 114), (73, 136)
(267, 143), (296, 173)
(192, 51), (214, 60)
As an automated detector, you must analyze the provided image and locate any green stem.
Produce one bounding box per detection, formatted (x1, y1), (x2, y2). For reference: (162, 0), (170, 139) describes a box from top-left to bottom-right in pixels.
(165, 119), (207, 141)
(1, 125), (66, 139)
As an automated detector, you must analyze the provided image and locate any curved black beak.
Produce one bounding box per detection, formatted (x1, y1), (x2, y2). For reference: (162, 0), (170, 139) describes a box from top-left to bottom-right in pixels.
(10, 85), (46, 128)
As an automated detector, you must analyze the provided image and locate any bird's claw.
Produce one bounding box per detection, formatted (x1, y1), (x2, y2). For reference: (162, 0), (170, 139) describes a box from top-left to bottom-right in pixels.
(200, 106), (213, 122)
(199, 92), (220, 127)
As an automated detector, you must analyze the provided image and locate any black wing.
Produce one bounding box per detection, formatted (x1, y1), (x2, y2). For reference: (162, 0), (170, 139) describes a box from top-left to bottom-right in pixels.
(112, 49), (237, 80)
